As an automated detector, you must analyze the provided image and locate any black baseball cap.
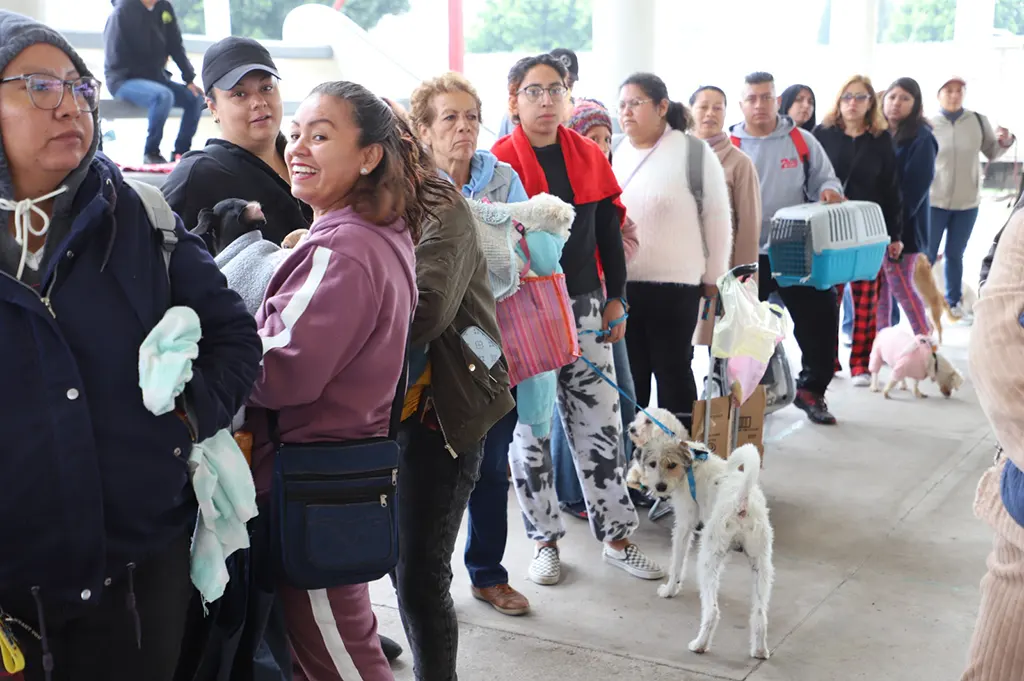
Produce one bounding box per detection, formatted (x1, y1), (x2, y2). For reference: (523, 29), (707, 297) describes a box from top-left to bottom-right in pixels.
(549, 48), (579, 83)
(202, 36), (281, 94)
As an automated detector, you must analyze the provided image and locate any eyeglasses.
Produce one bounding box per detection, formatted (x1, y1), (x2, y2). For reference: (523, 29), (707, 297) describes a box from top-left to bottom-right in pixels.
(518, 85), (567, 103)
(840, 93), (871, 103)
(618, 98), (652, 113)
(0, 74), (101, 113)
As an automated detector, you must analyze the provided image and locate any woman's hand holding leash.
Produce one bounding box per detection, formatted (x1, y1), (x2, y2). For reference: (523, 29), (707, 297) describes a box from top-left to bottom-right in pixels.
(600, 297), (628, 344)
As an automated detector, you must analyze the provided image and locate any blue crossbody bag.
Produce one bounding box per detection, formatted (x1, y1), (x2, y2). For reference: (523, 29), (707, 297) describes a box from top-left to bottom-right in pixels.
(269, 350), (409, 590)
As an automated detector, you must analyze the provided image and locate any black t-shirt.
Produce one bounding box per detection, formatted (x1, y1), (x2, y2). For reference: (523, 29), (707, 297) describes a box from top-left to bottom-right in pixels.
(533, 144), (626, 300)
(162, 135), (312, 245)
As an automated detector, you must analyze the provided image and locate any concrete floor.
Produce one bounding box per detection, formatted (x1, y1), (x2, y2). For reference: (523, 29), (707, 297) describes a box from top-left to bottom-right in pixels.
(368, 199), (1016, 681)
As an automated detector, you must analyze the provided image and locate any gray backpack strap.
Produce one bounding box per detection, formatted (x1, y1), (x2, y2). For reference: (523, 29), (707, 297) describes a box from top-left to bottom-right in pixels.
(687, 135), (708, 259)
(125, 178), (177, 281)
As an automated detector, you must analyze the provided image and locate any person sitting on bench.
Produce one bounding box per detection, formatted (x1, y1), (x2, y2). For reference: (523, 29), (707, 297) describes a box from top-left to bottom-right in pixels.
(104, 0), (204, 164)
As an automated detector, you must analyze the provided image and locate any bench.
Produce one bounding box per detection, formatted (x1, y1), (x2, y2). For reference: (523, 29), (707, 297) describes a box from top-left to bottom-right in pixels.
(100, 98), (303, 121)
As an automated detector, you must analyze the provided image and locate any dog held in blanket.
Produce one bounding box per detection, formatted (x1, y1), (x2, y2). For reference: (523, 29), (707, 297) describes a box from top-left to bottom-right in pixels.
(193, 199), (308, 256)
(869, 326), (964, 398)
(634, 417), (774, 660)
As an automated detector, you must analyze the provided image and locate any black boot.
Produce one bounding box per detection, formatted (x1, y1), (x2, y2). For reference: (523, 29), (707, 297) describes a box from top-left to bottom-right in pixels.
(379, 634), (403, 663)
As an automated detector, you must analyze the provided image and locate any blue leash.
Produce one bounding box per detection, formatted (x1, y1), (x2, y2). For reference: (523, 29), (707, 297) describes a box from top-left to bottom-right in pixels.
(576, 337), (708, 501)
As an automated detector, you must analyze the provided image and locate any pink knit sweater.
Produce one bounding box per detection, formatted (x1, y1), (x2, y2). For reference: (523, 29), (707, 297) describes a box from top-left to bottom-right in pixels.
(970, 207), (1024, 549)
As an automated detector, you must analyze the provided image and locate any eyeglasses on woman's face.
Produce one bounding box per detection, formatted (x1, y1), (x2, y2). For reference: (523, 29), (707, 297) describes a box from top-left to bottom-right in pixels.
(618, 98), (652, 113)
(840, 93), (871, 103)
(0, 73), (101, 112)
(518, 84), (567, 103)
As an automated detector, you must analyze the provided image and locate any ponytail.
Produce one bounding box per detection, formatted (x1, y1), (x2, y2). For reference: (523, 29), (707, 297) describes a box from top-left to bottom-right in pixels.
(665, 101), (693, 132)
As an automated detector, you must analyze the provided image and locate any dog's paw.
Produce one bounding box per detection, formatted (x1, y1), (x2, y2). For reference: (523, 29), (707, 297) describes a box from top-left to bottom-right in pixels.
(752, 646), (770, 660)
(688, 638), (708, 654)
(658, 582), (681, 599)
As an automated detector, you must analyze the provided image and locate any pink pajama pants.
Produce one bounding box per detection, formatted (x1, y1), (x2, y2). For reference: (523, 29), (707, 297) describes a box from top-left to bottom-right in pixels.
(877, 253), (932, 337)
(279, 582), (393, 681)
(962, 535), (1024, 680)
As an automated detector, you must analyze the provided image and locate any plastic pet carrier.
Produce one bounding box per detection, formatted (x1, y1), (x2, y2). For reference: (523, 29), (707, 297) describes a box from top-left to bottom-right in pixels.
(767, 200), (889, 290)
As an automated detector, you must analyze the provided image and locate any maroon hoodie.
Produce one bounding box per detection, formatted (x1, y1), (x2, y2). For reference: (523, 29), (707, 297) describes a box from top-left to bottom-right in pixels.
(247, 206), (417, 493)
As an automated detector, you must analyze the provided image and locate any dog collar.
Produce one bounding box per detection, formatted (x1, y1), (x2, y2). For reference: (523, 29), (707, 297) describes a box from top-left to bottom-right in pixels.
(686, 449), (710, 501)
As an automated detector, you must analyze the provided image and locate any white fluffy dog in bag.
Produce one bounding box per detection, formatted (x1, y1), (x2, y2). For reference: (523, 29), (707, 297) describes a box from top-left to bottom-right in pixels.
(632, 407), (774, 659)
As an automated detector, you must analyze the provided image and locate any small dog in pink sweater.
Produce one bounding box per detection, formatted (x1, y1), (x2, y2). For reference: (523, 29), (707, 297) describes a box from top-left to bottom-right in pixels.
(869, 327), (963, 399)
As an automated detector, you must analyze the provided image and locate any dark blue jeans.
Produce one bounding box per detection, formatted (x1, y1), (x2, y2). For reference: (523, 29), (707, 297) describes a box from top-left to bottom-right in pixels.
(928, 206), (980, 306)
(114, 78), (204, 157)
(465, 406), (516, 588)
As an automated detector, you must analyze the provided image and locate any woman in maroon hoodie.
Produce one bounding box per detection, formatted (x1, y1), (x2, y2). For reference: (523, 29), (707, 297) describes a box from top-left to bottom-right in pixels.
(245, 81), (448, 681)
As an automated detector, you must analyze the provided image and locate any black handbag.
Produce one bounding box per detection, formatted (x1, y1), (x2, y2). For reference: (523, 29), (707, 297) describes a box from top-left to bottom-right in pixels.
(269, 355), (408, 590)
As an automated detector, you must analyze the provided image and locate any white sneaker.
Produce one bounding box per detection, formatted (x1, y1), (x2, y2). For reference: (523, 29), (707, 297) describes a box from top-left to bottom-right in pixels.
(529, 545), (561, 585)
(603, 543), (665, 580)
(851, 374), (871, 387)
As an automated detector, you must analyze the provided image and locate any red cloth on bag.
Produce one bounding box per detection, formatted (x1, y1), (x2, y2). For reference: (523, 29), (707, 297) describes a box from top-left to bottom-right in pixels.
(492, 125), (627, 225)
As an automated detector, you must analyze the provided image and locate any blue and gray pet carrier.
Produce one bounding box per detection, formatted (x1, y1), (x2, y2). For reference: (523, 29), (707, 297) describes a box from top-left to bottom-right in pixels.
(767, 200), (889, 290)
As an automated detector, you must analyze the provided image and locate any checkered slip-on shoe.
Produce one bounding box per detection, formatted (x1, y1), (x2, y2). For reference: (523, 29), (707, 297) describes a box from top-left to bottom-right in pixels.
(603, 543), (665, 580)
(529, 545), (561, 585)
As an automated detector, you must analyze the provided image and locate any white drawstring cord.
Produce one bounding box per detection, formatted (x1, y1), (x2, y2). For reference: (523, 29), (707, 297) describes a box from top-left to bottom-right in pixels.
(0, 186), (68, 280)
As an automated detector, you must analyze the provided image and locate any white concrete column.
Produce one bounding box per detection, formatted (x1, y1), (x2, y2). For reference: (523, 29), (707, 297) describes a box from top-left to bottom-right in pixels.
(828, 0), (877, 75)
(591, 0), (655, 110)
(203, 0), (232, 38)
(954, 0), (996, 43)
(5, 0), (44, 20)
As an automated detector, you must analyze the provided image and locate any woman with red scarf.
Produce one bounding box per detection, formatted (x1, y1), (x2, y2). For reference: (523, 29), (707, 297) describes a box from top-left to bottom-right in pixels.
(492, 54), (663, 587)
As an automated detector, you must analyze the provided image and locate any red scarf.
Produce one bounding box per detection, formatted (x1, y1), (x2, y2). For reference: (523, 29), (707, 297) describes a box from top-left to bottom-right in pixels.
(492, 124), (626, 225)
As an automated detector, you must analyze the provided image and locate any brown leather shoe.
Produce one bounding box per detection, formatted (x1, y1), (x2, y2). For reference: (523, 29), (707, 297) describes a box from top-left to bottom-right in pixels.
(471, 584), (530, 616)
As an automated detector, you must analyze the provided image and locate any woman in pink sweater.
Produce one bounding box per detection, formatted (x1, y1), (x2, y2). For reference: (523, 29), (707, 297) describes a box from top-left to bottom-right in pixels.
(963, 201), (1024, 681)
(246, 81), (450, 681)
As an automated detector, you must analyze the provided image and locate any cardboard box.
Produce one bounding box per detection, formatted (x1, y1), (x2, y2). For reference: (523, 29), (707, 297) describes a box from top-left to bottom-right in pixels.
(691, 386), (767, 462)
(735, 386), (766, 461)
(691, 394), (732, 458)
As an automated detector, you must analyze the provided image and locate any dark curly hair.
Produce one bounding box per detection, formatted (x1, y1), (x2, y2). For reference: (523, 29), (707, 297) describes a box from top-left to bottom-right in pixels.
(310, 81), (458, 241)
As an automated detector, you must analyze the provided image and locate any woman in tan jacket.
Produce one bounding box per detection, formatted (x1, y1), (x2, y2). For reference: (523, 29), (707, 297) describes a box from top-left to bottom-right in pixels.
(928, 76), (1014, 317)
(963, 196), (1024, 681)
(690, 85), (762, 345)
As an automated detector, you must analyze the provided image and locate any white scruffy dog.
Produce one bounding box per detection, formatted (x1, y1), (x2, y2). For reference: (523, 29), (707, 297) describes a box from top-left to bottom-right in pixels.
(625, 409), (688, 490)
(638, 434), (775, 660)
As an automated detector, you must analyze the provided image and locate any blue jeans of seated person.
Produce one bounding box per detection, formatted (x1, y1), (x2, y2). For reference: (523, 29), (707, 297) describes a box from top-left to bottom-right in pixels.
(554, 338), (635, 505)
(114, 78), (204, 157)
(465, 404), (516, 588)
(928, 206), (980, 306)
